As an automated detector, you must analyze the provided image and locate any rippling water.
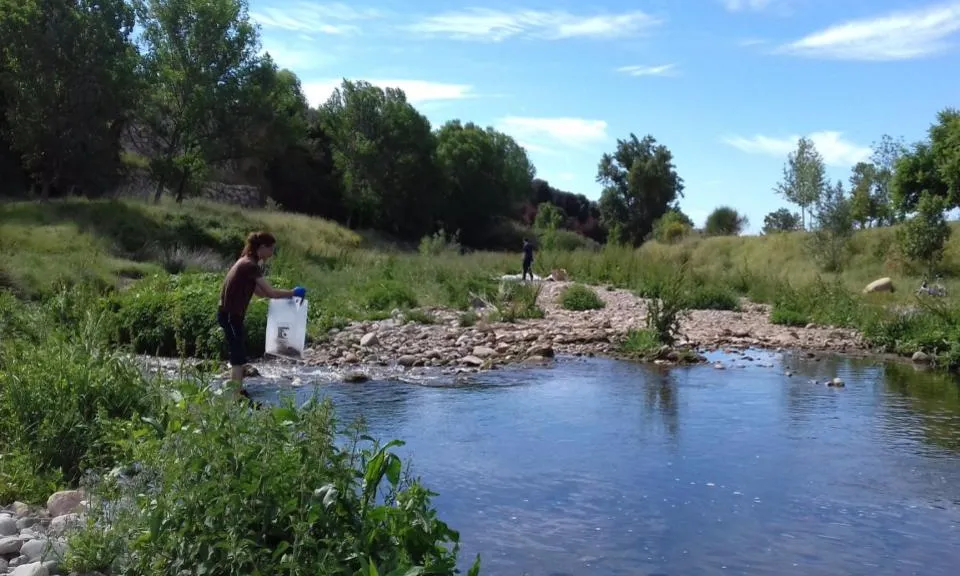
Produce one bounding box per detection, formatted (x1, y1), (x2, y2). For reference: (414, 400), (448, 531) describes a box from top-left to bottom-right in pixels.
(243, 351), (960, 575)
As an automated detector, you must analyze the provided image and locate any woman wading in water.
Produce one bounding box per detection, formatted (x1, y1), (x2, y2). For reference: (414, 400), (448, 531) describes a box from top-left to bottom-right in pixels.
(218, 231), (305, 401)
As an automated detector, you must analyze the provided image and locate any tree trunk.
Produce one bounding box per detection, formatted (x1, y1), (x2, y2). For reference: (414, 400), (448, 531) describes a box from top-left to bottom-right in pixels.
(175, 175), (187, 204)
(153, 178), (165, 203)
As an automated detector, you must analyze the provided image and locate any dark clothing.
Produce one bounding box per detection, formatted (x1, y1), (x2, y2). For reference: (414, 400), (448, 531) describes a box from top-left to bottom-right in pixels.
(522, 241), (534, 281)
(218, 310), (247, 366)
(218, 256), (263, 318)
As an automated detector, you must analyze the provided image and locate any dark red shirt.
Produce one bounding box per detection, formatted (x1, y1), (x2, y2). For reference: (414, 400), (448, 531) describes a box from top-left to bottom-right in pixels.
(218, 256), (263, 317)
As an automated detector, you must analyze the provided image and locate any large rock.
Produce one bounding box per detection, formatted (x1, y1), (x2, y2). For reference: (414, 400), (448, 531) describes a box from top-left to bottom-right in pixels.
(912, 351), (932, 364)
(0, 515), (17, 536)
(472, 346), (496, 359)
(46, 490), (85, 518)
(863, 277), (894, 294)
(360, 332), (379, 347)
(461, 355), (484, 367)
(0, 535), (23, 554)
(10, 561), (48, 576)
(47, 514), (80, 537)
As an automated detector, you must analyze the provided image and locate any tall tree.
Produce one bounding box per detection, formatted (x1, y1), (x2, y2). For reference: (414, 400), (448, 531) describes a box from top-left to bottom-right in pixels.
(0, 0), (137, 198)
(929, 107), (960, 201)
(869, 134), (907, 225)
(890, 142), (951, 215)
(596, 133), (684, 246)
(774, 137), (826, 229)
(321, 80), (444, 239)
(133, 0), (264, 203)
(848, 162), (877, 228)
(434, 119), (534, 246)
(809, 179), (853, 272)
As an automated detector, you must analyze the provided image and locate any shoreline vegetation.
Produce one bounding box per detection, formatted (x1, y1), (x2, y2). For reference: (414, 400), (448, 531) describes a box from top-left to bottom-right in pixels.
(2, 0), (960, 572)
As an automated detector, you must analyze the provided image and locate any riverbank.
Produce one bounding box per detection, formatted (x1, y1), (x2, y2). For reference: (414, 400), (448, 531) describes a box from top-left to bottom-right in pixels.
(303, 281), (866, 375)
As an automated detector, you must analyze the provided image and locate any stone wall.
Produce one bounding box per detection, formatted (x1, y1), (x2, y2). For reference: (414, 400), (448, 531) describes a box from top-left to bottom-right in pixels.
(112, 170), (263, 208)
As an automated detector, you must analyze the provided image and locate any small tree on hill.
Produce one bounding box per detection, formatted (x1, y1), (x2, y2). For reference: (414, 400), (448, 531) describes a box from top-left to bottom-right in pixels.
(809, 179), (853, 272)
(704, 206), (748, 236)
(652, 208), (693, 243)
(762, 208), (800, 234)
(774, 137), (826, 229)
(897, 191), (951, 274)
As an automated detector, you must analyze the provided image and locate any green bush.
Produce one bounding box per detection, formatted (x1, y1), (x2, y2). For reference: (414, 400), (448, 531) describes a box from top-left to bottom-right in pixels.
(66, 388), (481, 576)
(0, 293), (161, 503)
(107, 273), (278, 360)
(361, 279), (418, 313)
(684, 284), (740, 311)
(559, 283), (605, 311)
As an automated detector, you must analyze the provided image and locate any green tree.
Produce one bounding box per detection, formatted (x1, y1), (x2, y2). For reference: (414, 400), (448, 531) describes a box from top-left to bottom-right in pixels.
(133, 0), (265, 203)
(0, 0), (138, 198)
(929, 107), (960, 201)
(891, 142), (951, 216)
(897, 192), (951, 274)
(774, 137), (826, 229)
(762, 208), (800, 234)
(319, 80), (443, 239)
(809, 179), (853, 272)
(533, 202), (565, 232)
(848, 162), (877, 228)
(596, 133), (684, 246)
(434, 119), (534, 247)
(869, 134), (907, 225)
(652, 207), (693, 243)
(704, 206), (748, 236)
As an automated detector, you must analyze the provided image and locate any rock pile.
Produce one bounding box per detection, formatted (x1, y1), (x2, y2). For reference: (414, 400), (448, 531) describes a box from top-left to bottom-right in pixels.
(0, 490), (86, 576)
(302, 282), (866, 375)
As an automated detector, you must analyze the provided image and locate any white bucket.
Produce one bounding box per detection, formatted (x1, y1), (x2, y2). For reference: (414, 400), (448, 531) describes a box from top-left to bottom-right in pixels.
(265, 298), (308, 359)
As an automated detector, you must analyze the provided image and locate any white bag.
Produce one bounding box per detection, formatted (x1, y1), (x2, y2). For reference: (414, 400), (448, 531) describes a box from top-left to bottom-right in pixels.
(265, 298), (308, 359)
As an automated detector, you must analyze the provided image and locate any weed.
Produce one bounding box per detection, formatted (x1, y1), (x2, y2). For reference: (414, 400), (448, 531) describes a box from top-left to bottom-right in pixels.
(559, 283), (605, 311)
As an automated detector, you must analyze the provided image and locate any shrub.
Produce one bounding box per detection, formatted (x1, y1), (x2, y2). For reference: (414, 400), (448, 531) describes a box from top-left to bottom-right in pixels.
(640, 265), (688, 345)
(107, 273), (277, 360)
(559, 283), (605, 311)
(897, 192), (951, 274)
(361, 279), (418, 313)
(491, 281), (545, 322)
(66, 388), (481, 576)
(419, 228), (461, 256)
(684, 284), (740, 311)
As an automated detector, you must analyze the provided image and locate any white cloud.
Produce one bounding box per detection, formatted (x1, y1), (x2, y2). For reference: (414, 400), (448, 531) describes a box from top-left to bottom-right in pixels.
(738, 38), (768, 47)
(721, 0), (778, 12)
(723, 131), (871, 167)
(616, 64), (677, 77)
(777, 1), (960, 60)
(301, 79), (475, 108)
(408, 8), (661, 41)
(495, 117), (608, 154)
(251, 2), (382, 34)
(260, 41), (336, 70)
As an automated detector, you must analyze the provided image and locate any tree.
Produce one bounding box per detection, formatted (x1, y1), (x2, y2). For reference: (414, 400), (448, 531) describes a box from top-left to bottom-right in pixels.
(809, 179), (853, 272)
(929, 107), (960, 202)
(774, 137), (826, 229)
(533, 202), (565, 232)
(652, 208), (693, 243)
(319, 80), (444, 239)
(890, 142), (951, 216)
(265, 120), (345, 220)
(704, 206), (748, 236)
(434, 119), (534, 247)
(848, 162), (877, 228)
(869, 134), (907, 225)
(897, 191), (951, 274)
(596, 133), (684, 246)
(133, 0), (265, 203)
(0, 0), (138, 198)
(762, 208), (801, 234)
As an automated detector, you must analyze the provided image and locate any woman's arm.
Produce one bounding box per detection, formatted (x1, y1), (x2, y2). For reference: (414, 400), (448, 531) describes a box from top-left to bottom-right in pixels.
(255, 277), (295, 299)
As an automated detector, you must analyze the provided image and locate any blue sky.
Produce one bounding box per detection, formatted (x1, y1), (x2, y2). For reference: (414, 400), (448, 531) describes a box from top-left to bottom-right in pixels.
(249, 0), (960, 233)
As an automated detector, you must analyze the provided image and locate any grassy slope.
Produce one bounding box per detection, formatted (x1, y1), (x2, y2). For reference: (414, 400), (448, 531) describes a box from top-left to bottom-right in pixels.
(2, 197), (956, 307)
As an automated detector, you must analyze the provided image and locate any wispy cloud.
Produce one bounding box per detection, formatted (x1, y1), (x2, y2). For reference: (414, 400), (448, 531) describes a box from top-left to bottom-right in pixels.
(721, 0), (779, 12)
(408, 8), (662, 41)
(616, 64), (678, 77)
(251, 2), (382, 35)
(738, 38), (768, 47)
(495, 116), (608, 155)
(722, 131), (871, 167)
(777, 1), (960, 60)
(301, 79), (475, 108)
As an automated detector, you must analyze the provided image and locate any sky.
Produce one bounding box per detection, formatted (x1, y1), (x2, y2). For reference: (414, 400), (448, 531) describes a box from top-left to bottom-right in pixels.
(248, 0), (960, 233)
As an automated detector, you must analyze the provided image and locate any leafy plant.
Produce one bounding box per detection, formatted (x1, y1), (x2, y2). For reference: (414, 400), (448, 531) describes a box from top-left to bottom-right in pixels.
(559, 283), (605, 311)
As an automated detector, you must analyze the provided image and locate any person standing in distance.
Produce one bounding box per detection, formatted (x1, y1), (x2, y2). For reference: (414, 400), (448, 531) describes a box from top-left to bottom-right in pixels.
(218, 231), (305, 400)
(522, 237), (535, 281)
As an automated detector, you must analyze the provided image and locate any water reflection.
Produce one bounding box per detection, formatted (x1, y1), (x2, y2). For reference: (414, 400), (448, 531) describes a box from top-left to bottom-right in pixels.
(253, 353), (960, 575)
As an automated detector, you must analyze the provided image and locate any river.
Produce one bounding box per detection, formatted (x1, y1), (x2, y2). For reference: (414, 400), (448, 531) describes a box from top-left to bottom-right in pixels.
(243, 350), (960, 575)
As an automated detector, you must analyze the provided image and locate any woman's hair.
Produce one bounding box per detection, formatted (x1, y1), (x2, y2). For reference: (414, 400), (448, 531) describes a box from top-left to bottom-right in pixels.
(241, 231), (276, 258)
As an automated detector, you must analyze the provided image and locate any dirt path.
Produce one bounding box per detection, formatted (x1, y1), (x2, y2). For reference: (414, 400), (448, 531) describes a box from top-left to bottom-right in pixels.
(302, 282), (865, 374)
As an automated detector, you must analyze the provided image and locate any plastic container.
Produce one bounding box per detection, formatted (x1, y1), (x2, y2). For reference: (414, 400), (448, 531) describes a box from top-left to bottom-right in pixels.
(265, 298), (309, 359)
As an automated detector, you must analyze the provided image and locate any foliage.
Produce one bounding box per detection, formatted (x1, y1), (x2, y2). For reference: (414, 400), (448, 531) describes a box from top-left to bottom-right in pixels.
(0, 0), (138, 198)
(638, 264), (688, 345)
(808, 179), (853, 272)
(897, 192), (951, 274)
(419, 228), (461, 257)
(762, 208), (801, 234)
(533, 202), (565, 232)
(559, 283), (605, 311)
(652, 208), (694, 243)
(481, 281), (544, 323)
(891, 142), (952, 216)
(684, 283), (740, 311)
(704, 206), (748, 236)
(0, 291), (161, 503)
(65, 388), (480, 575)
(849, 162), (878, 229)
(775, 137), (826, 229)
(597, 133), (684, 246)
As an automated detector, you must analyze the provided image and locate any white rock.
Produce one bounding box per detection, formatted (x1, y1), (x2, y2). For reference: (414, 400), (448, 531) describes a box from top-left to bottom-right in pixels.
(20, 538), (65, 562)
(0, 534), (23, 554)
(45, 491), (84, 518)
(10, 561), (49, 576)
(461, 355), (484, 367)
(0, 515), (18, 536)
(472, 346), (496, 358)
(360, 332), (379, 347)
(46, 514), (80, 538)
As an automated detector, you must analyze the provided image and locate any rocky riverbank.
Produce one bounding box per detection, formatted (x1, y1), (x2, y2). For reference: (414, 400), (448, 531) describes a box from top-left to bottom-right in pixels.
(301, 282), (866, 375)
(0, 490), (85, 575)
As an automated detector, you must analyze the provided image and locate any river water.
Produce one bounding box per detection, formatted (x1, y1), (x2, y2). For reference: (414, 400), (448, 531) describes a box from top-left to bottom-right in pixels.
(244, 351), (960, 575)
